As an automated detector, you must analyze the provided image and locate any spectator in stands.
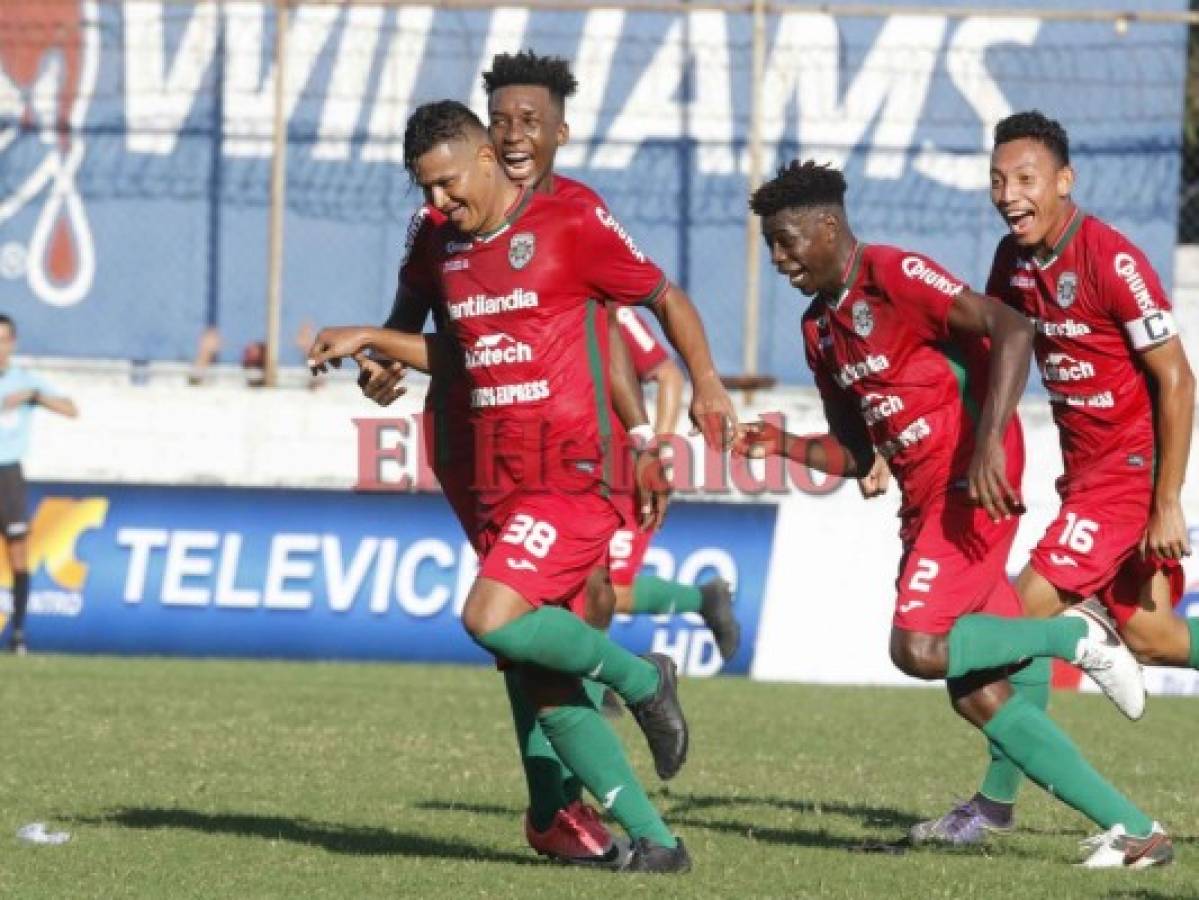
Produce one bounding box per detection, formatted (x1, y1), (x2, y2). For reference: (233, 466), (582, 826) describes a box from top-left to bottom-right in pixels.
(0, 315), (77, 654)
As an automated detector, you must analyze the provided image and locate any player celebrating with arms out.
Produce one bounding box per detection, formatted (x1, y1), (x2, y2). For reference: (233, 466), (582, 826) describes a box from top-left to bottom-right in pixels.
(736, 160), (1172, 868)
(911, 112), (1193, 864)
(311, 100), (736, 873)
(357, 52), (733, 866)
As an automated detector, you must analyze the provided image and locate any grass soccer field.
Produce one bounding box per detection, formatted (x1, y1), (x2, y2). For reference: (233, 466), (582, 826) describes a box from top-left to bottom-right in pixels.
(1, 656), (1197, 899)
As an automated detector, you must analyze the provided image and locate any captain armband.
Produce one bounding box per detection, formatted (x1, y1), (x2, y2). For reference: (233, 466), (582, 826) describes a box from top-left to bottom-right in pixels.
(1123, 310), (1178, 351)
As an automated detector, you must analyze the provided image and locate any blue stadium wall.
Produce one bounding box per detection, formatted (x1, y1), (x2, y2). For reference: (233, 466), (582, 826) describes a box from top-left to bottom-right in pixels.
(0, 0), (1189, 382)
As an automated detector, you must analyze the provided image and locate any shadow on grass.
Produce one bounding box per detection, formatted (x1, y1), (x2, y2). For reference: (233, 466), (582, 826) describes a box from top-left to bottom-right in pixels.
(416, 793), (1060, 860)
(662, 793), (921, 830)
(73, 807), (539, 865)
(417, 793), (919, 830)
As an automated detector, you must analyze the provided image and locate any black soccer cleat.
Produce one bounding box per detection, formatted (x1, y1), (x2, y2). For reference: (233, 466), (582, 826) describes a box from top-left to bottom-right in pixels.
(698, 577), (740, 661)
(621, 837), (692, 874)
(628, 653), (689, 780)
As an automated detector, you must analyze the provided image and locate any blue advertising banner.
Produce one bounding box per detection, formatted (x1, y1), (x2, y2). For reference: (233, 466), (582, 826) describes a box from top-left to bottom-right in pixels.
(0, 482), (775, 675)
(0, 1), (1188, 382)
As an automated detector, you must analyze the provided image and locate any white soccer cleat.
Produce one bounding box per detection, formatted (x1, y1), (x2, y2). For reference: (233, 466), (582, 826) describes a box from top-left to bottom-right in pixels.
(1064, 601), (1145, 720)
(1077, 822), (1173, 869)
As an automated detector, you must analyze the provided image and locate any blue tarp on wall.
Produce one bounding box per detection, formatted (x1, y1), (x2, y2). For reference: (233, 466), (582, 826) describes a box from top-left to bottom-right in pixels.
(0, 0), (1189, 381)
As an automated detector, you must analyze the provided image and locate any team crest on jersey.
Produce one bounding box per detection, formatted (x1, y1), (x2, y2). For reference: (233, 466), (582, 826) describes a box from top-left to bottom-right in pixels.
(851, 300), (874, 337)
(508, 233), (536, 270)
(1056, 272), (1078, 308)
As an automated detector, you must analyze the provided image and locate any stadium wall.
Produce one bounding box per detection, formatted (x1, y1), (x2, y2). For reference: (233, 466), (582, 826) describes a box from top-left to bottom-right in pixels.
(0, 0), (1190, 383)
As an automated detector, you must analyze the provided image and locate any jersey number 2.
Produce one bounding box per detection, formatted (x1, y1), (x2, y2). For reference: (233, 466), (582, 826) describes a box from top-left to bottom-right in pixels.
(908, 559), (940, 593)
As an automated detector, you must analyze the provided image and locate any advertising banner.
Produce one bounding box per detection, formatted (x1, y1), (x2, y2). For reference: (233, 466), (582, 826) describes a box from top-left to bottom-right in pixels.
(0, 1), (1189, 382)
(0, 482), (775, 675)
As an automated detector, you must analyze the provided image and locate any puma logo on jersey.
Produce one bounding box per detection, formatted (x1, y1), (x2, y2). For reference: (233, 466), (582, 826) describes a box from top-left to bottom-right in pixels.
(1049, 553), (1079, 568)
(898, 600), (925, 613)
(506, 558), (539, 572)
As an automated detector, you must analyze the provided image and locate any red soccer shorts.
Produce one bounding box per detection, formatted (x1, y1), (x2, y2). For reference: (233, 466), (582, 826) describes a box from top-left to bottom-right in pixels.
(1030, 475), (1184, 627)
(893, 498), (1022, 635)
(476, 490), (622, 609)
(608, 526), (653, 587)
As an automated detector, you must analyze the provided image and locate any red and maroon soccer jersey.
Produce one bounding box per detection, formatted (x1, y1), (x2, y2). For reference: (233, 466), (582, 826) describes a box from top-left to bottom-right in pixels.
(396, 175), (606, 330)
(801, 243), (1015, 523)
(986, 210), (1178, 485)
(396, 175), (613, 541)
(403, 188), (667, 513)
(613, 306), (670, 381)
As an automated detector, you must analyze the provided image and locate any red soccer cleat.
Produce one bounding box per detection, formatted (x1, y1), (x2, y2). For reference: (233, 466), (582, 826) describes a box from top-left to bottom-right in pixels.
(525, 801), (626, 867)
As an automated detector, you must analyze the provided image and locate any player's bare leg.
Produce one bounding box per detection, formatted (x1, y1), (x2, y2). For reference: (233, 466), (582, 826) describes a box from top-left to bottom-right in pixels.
(463, 578), (689, 780)
(1119, 571), (1196, 668)
(891, 625), (1166, 860)
(5, 535), (29, 655)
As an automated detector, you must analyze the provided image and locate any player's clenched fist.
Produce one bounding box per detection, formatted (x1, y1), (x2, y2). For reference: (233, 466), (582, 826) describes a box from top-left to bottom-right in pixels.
(355, 353), (408, 405)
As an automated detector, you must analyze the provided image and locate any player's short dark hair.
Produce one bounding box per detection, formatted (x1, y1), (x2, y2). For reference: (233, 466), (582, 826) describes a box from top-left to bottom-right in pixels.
(994, 111), (1070, 166)
(0, 315), (15, 335)
(402, 100), (488, 176)
(482, 50), (578, 109)
(750, 160), (847, 218)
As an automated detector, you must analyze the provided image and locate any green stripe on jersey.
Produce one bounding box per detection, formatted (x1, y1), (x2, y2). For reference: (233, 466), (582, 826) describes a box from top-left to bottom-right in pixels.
(940, 344), (982, 425)
(584, 300), (613, 495)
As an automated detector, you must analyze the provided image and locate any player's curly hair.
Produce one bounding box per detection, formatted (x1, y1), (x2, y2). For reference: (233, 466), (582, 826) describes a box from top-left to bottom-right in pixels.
(402, 100), (488, 177)
(749, 160), (847, 218)
(994, 110), (1070, 166)
(482, 50), (578, 107)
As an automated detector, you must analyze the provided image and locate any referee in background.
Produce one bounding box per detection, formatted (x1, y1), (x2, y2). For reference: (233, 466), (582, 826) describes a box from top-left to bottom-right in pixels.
(0, 316), (77, 654)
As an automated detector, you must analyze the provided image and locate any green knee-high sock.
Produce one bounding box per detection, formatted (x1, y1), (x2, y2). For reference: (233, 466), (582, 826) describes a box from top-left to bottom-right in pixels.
(983, 695), (1155, 837)
(979, 657), (1050, 804)
(504, 669), (570, 831)
(477, 607), (659, 704)
(560, 680), (607, 806)
(948, 614), (1085, 679)
(631, 576), (703, 615)
(538, 689), (677, 848)
(1188, 619), (1199, 669)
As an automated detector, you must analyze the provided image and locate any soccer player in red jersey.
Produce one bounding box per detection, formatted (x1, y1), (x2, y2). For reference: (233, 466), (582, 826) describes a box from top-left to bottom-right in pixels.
(911, 112), (1192, 865)
(736, 160), (1171, 867)
(595, 307), (739, 659)
(356, 53), (704, 867)
(311, 100), (737, 873)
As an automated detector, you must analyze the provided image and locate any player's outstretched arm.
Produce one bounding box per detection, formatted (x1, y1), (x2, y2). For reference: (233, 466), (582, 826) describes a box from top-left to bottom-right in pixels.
(650, 284), (736, 450)
(948, 289), (1034, 521)
(308, 326), (452, 377)
(1140, 337), (1195, 560)
(649, 359), (685, 437)
(356, 276), (436, 406)
(37, 393), (78, 418)
(733, 398), (873, 479)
